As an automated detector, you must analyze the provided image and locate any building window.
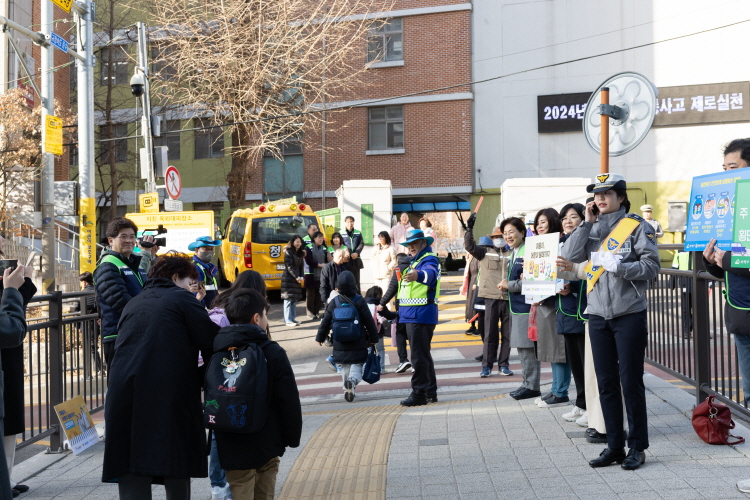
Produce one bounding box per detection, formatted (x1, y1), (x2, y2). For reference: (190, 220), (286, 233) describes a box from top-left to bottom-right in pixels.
(69, 144), (78, 167)
(368, 106), (403, 150)
(151, 44), (177, 81)
(154, 119), (181, 160)
(194, 119), (224, 159)
(99, 46), (129, 85)
(263, 137), (303, 198)
(367, 18), (403, 63)
(100, 123), (128, 163)
(194, 201), (224, 232)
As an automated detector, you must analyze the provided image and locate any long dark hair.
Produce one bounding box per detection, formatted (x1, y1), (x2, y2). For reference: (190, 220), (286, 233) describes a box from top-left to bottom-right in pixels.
(285, 235), (305, 256)
(211, 270), (267, 310)
(533, 208), (562, 235)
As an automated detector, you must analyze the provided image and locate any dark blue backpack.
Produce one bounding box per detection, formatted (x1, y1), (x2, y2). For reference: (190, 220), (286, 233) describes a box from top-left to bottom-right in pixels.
(332, 295), (362, 343)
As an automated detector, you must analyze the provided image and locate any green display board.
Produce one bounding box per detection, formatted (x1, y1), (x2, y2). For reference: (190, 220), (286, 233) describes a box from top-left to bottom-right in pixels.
(731, 179), (750, 268)
(361, 204), (374, 246)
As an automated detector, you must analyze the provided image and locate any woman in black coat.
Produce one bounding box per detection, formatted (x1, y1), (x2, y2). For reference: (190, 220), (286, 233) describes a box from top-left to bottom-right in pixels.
(281, 236), (305, 327)
(102, 252), (220, 499)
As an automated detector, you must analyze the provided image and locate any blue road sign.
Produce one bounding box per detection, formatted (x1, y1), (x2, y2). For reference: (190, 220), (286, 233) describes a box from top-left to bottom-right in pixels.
(49, 33), (68, 54)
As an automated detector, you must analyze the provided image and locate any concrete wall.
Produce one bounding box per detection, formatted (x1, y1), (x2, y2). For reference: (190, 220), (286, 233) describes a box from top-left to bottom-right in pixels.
(473, 0), (750, 239)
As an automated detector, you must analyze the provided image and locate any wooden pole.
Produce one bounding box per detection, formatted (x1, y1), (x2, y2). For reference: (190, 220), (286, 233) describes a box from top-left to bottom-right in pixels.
(600, 87), (609, 174)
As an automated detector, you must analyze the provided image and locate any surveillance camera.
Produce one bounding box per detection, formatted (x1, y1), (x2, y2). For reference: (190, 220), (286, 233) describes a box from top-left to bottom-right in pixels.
(130, 73), (146, 97)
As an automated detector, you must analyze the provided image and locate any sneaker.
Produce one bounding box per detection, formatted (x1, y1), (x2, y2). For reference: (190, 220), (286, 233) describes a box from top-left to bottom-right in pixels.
(480, 367), (491, 378)
(336, 364), (343, 374)
(325, 356), (337, 372)
(534, 392), (554, 405)
(474, 355), (483, 362)
(562, 406), (585, 422)
(465, 326), (477, 335)
(307, 314), (315, 320)
(576, 412), (589, 427)
(285, 322), (298, 327)
(344, 380), (354, 402)
(395, 361), (412, 373)
(538, 395), (570, 408)
(498, 367), (513, 376)
(738, 479), (750, 493)
(211, 485), (226, 500)
(294, 321), (302, 326)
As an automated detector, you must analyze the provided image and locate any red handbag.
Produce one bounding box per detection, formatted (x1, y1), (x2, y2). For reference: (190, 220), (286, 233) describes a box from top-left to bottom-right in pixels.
(692, 395), (745, 445)
(527, 305), (538, 341)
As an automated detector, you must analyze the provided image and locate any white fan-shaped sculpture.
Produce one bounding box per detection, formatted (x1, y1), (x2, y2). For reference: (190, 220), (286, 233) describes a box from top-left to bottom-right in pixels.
(583, 72), (658, 157)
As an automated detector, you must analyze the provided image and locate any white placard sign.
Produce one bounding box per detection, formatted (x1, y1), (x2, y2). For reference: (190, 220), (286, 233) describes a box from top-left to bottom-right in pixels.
(521, 233), (560, 300)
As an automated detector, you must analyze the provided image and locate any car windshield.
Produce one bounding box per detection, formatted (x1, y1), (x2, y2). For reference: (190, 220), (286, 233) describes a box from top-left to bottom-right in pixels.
(251, 215), (318, 244)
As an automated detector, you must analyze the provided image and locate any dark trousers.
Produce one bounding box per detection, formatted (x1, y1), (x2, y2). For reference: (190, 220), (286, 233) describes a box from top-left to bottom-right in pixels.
(306, 286), (322, 317)
(118, 474), (190, 500)
(564, 334), (586, 409)
(406, 322), (437, 398)
(477, 311), (485, 340)
(103, 342), (115, 382)
(589, 311), (649, 451)
(351, 265), (361, 293)
(395, 321), (409, 363)
(483, 299), (511, 369)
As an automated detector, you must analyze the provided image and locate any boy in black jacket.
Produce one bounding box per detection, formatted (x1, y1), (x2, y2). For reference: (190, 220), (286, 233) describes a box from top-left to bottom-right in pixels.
(215, 289), (302, 499)
(316, 271), (378, 402)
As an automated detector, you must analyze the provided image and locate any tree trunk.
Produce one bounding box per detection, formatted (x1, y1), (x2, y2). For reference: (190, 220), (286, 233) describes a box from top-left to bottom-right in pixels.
(226, 125), (255, 208)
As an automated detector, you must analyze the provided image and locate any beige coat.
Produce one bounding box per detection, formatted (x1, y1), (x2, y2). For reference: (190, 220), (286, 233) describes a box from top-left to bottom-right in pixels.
(371, 244), (398, 281)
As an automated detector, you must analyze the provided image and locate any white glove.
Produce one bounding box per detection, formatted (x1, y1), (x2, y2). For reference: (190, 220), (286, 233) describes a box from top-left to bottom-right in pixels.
(601, 252), (623, 273)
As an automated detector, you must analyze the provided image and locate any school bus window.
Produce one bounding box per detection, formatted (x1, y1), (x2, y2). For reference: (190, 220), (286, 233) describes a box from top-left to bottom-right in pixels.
(251, 215), (317, 244)
(229, 217), (247, 243)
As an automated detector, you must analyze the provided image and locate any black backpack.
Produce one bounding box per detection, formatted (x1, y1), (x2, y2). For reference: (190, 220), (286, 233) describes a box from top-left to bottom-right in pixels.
(203, 340), (272, 434)
(331, 295), (362, 343)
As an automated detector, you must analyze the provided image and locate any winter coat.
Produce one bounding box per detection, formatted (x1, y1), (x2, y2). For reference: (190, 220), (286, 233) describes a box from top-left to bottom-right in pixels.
(208, 308), (230, 328)
(556, 280), (586, 335)
(193, 256), (219, 308)
(371, 244), (398, 281)
(316, 272), (378, 364)
(93, 249), (147, 344)
(464, 256), (479, 320)
(705, 252), (750, 336)
(213, 323), (302, 471)
(304, 244), (328, 288)
(281, 248), (305, 301)
(380, 254), (411, 308)
(0, 288), (26, 500)
(2, 278), (36, 437)
(561, 207), (660, 320)
(390, 222), (413, 246)
(320, 261), (350, 303)
(102, 278), (220, 483)
(464, 229), (510, 300)
(397, 247), (440, 325)
(82, 283), (97, 314)
(534, 296), (566, 363)
(342, 230), (365, 270)
(507, 245), (533, 349)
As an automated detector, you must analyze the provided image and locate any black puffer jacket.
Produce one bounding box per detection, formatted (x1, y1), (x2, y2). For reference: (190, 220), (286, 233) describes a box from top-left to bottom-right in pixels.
(380, 254), (411, 308)
(93, 249), (146, 343)
(214, 323), (302, 471)
(281, 248), (305, 301)
(316, 271), (378, 364)
(319, 260), (350, 303)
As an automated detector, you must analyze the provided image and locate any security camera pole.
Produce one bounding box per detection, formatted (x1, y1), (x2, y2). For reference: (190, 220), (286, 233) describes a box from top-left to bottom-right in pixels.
(134, 22), (156, 195)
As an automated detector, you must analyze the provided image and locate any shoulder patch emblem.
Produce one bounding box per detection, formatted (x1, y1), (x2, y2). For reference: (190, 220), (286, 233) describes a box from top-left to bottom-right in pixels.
(627, 213), (645, 223)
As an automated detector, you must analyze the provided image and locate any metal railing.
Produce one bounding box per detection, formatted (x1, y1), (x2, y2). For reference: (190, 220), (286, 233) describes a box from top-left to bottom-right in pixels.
(645, 244), (749, 418)
(20, 290), (104, 452)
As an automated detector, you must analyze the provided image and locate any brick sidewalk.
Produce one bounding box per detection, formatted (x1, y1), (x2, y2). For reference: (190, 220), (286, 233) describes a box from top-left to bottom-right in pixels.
(12, 374), (750, 499)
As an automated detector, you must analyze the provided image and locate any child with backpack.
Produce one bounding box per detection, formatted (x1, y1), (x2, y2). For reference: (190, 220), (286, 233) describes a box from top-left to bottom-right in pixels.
(364, 286), (397, 374)
(316, 271), (378, 402)
(206, 289), (302, 499)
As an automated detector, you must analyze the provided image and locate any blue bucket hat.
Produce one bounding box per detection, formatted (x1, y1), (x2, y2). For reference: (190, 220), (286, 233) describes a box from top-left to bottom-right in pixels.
(188, 236), (222, 251)
(478, 236), (493, 247)
(400, 229), (434, 247)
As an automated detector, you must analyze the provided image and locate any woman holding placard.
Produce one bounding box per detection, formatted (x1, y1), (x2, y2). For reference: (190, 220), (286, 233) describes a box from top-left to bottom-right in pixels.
(561, 174), (659, 471)
(498, 217), (540, 400)
(529, 208), (570, 409)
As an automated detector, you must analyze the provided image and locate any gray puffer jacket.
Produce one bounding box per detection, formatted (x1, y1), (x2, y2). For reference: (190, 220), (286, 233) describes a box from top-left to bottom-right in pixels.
(561, 207), (660, 320)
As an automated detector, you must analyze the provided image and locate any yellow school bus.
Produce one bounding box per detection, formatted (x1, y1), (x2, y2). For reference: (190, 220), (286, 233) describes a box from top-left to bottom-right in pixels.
(219, 202), (322, 290)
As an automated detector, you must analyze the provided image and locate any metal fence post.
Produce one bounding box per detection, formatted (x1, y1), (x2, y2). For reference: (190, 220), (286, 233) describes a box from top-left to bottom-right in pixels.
(47, 291), (64, 453)
(692, 252), (711, 405)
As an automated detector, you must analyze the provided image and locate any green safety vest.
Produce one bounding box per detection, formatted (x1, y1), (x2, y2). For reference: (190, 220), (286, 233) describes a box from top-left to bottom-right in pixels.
(98, 254), (146, 287)
(397, 252), (441, 306)
(194, 259), (218, 291)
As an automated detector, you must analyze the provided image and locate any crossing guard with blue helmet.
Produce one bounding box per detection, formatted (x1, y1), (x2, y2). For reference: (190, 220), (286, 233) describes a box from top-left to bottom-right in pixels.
(188, 236), (222, 307)
(397, 229), (441, 407)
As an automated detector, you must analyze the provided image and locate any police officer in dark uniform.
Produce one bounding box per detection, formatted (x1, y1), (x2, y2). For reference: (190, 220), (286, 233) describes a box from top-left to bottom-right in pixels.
(189, 236), (222, 307)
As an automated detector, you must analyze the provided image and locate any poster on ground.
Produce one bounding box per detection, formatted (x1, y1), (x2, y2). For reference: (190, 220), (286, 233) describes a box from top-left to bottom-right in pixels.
(684, 169), (750, 250)
(521, 233), (560, 300)
(54, 395), (98, 455)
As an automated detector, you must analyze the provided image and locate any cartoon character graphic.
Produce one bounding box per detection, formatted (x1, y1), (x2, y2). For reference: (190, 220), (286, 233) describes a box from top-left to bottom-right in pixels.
(692, 195), (703, 221)
(718, 192), (730, 218)
(705, 194), (717, 219)
(226, 404), (248, 428)
(221, 355), (247, 388)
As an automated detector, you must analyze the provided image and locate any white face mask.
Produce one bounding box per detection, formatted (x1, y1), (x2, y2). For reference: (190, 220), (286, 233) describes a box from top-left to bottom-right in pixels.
(493, 238), (505, 248)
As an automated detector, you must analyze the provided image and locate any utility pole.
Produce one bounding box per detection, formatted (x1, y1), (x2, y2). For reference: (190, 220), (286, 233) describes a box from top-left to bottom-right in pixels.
(40, 0), (56, 292)
(134, 22), (156, 194)
(76, 0), (96, 274)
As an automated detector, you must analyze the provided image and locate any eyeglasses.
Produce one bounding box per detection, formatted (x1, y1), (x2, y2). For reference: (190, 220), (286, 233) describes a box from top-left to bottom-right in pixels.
(116, 234), (137, 241)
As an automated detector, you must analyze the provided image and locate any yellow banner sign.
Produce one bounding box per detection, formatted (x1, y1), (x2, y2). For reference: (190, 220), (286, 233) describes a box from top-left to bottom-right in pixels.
(50, 0), (73, 13)
(79, 197), (97, 273)
(125, 211), (215, 255)
(44, 115), (63, 156)
(139, 192), (159, 213)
